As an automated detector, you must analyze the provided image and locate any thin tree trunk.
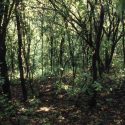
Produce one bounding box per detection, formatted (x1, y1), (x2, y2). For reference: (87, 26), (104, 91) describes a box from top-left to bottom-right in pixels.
(122, 11), (125, 65)
(50, 35), (53, 73)
(59, 34), (65, 79)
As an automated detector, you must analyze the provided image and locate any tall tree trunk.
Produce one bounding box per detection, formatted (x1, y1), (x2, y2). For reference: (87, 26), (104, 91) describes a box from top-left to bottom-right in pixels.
(50, 35), (53, 73)
(122, 11), (125, 65)
(15, 0), (27, 101)
(59, 34), (65, 78)
(0, 35), (11, 98)
(89, 4), (104, 108)
(0, 0), (14, 99)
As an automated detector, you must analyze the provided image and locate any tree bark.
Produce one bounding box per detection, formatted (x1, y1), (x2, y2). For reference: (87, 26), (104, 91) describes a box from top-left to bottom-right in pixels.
(15, 0), (27, 101)
(0, 0), (14, 99)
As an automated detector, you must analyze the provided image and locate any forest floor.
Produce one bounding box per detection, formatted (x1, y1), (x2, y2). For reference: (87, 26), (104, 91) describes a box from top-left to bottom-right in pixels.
(1, 76), (125, 125)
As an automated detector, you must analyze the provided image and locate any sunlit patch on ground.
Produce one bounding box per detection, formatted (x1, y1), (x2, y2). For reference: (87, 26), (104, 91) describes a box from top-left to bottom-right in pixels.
(19, 107), (27, 112)
(4, 79), (125, 125)
(36, 106), (53, 112)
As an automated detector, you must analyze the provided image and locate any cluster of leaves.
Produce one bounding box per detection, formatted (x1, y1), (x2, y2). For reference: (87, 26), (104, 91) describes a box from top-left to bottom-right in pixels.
(19, 97), (41, 116)
(0, 95), (18, 119)
(73, 75), (103, 96)
(55, 73), (103, 97)
(0, 76), (4, 87)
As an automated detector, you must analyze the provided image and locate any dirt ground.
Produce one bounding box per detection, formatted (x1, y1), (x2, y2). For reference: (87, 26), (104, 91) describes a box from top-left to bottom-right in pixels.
(1, 79), (125, 125)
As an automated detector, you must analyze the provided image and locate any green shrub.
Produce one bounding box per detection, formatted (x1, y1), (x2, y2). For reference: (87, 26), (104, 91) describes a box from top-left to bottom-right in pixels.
(0, 95), (18, 119)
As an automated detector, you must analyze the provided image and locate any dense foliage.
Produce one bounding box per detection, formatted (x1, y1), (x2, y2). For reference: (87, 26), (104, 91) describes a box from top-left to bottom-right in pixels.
(0, 0), (125, 125)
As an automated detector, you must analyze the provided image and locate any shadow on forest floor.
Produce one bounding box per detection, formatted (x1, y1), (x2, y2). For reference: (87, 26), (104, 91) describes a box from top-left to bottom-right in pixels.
(1, 77), (125, 125)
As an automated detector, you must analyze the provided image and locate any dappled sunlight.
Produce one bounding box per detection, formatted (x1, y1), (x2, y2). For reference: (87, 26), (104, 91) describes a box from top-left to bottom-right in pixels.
(1, 0), (125, 125)
(36, 106), (53, 113)
(63, 84), (69, 90)
(114, 119), (123, 125)
(19, 107), (27, 112)
(58, 115), (65, 123)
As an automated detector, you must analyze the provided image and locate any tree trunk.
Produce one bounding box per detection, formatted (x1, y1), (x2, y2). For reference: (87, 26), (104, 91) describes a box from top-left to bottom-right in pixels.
(0, 35), (11, 98)
(50, 35), (53, 73)
(105, 44), (116, 72)
(0, 1), (13, 99)
(15, 0), (27, 101)
(122, 11), (125, 66)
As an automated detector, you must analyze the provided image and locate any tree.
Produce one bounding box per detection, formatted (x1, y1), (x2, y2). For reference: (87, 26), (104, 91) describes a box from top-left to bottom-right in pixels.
(0, 0), (14, 98)
(15, 0), (27, 101)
